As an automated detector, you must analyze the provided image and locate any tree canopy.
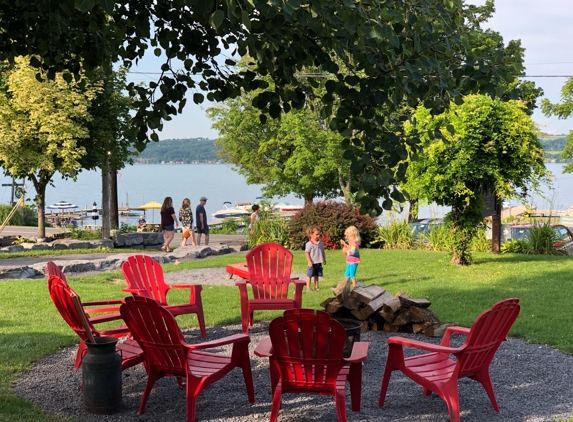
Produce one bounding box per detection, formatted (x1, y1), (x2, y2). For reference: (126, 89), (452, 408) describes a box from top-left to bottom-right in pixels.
(0, 58), (99, 237)
(541, 77), (573, 173)
(0, 0), (523, 215)
(403, 95), (548, 265)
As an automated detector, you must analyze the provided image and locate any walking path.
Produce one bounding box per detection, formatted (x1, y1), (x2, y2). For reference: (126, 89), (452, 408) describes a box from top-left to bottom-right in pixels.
(0, 229), (247, 279)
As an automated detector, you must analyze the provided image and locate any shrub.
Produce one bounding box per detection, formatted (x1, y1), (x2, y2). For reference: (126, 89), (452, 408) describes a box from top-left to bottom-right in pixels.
(501, 239), (530, 254)
(526, 222), (561, 255)
(248, 213), (290, 248)
(418, 224), (454, 251)
(66, 227), (102, 240)
(371, 220), (414, 249)
(469, 227), (491, 252)
(118, 223), (137, 233)
(287, 200), (378, 250)
(0, 204), (37, 226)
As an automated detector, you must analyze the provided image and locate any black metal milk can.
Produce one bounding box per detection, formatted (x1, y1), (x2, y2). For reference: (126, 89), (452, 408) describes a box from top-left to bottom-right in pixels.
(82, 337), (122, 414)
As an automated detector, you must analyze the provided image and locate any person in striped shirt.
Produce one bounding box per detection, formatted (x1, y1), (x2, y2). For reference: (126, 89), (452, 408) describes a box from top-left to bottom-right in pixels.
(340, 225), (361, 288)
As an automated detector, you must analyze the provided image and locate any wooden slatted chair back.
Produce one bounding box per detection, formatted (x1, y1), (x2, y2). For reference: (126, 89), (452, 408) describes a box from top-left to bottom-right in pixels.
(246, 242), (294, 300)
(120, 296), (188, 375)
(457, 298), (520, 377)
(268, 309), (347, 393)
(48, 275), (96, 342)
(122, 255), (168, 304)
(46, 261), (67, 285)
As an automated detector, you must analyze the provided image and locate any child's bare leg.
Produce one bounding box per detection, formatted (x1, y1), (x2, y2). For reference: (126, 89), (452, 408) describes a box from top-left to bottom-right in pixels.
(351, 278), (357, 288)
(314, 276), (319, 290)
(306, 277), (312, 291)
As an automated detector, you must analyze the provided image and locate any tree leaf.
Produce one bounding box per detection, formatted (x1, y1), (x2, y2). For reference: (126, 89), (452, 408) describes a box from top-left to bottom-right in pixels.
(74, 0), (95, 12)
(210, 10), (225, 30)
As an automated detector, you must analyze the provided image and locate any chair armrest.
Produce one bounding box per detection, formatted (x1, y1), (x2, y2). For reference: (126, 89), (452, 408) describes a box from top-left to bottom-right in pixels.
(167, 284), (203, 304)
(440, 325), (470, 346)
(84, 305), (121, 315)
(83, 299), (124, 306)
(291, 279), (306, 306)
(344, 341), (369, 363)
(122, 288), (147, 296)
(388, 336), (463, 354)
(185, 333), (251, 351)
(254, 338), (273, 358)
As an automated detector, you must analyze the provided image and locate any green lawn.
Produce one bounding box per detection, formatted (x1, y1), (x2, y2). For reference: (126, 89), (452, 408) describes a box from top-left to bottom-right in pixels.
(1, 249), (573, 421)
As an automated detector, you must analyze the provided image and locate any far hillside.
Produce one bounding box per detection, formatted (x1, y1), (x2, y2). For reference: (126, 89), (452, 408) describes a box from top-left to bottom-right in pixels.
(538, 133), (570, 162)
(135, 138), (221, 164)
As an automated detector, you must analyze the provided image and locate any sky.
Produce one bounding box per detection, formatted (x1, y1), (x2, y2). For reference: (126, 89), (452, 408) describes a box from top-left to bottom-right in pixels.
(126, 0), (573, 140)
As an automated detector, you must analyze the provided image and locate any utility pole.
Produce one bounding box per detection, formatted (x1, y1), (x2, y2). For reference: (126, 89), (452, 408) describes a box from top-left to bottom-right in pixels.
(1, 178), (25, 206)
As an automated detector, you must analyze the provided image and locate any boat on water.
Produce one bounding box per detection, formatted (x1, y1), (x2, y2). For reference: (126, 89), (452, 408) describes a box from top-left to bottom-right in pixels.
(211, 202), (252, 219)
(272, 202), (304, 213)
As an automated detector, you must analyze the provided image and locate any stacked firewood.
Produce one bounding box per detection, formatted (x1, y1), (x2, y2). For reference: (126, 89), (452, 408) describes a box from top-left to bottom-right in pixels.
(320, 278), (455, 337)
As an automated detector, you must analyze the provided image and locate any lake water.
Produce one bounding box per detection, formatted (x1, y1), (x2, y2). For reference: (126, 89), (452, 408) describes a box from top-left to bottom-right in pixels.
(0, 162), (571, 224)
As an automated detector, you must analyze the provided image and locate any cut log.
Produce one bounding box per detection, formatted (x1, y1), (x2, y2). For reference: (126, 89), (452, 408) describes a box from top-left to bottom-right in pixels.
(351, 291), (394, 321)
(331, 277), (352, 302)
(320, 297), (335, 309)
(383, 323), (400, 333)
(350, 285), (386, 304)
(392, 309), (412, 326)
(325, 299), (343, 314)
(407, 306), (427, 323)
(415, 307), (441, 325)
(423, 323), (456, 337)
(342, 295), (362, 310)
(383, 296), (402, 313)
(412, 322), (432, 334)
(397, 292), (431, 309)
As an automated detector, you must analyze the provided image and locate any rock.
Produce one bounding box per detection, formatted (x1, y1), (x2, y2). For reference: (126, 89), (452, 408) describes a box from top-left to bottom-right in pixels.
(121, 233), (144, 246)
(20, 243), (51, 251)
(61, 261), (97, 273)
(2, 245), (24, 252)
(142, 233), (163, 246)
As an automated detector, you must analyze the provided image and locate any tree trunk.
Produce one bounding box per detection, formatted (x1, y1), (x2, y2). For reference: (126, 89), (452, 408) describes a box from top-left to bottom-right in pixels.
(110, 167), (119, 229)
(29, 173), (50, 239)
(408, 199), (419, 223)
(101, 154), (111, 239)
(338, 167), (352, 204)
(303, 193), (314, 205)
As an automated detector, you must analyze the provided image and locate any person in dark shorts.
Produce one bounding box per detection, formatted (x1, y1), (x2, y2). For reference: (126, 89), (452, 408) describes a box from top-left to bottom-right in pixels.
(305, 226), (326, 292)
(195, 196), (209, 246)
(160, 196), (178, 252)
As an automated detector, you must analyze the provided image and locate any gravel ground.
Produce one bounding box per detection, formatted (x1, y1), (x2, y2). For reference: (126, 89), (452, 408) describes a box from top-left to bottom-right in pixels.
(14, 268), (573, 422)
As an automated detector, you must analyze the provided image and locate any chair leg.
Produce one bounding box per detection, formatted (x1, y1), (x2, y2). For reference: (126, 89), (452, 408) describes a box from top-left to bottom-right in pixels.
(269, 384), (283, 422)
(334, 388), (348, 422)
(442, 382), (461, 422)
(474, 368), (500, 412)
(138, 371), (159, 415)
(240, 304), (249, 334)
(348, 362), (362, 411)
(239, 349), (256, 403)
(379, 344), (404, 407)
(186, 377), (201, 422)
(74, 341), (87, 369)
(196, 311), (207, 339)
(249, 311), (254, 327)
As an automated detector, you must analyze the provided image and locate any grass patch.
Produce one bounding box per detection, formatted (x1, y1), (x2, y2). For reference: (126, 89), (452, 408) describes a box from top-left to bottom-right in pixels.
(1, 249), (573, 420)
(0, 248), (164, 260)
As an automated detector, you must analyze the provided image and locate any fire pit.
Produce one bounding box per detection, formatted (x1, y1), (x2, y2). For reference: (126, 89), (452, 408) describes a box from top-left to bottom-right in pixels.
(334, 318), (362, 358)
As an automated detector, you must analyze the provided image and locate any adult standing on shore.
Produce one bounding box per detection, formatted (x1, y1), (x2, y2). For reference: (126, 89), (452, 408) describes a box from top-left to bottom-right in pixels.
(196, 196), (209, 246)
(179, 198), (196, 247)
(160, 196), (178, 252)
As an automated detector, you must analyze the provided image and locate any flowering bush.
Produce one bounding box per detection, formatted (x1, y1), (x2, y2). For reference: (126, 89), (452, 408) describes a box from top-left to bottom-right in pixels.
(287, 200), (378, 250)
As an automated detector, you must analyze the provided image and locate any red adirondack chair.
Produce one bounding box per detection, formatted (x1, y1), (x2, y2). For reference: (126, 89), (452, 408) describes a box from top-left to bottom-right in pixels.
(48, 275), (144, 370)
(237, 242), (306, 333)
(120, 295), (255, 422)
(254, 309), (369, 422)
(379, 298), (521, 422)
(121, 254), (206, 338)
(47, 260), (124, 317)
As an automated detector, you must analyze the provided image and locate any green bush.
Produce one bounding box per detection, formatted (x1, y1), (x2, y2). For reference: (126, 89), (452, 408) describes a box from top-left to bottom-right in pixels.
(469, 227), (491, 252)
(287, 200), (378, 250)
(248, 211), (290, 248)
(211, 218), (241, 235)
(501, 239), (530, 254)
(418, 224), (454, 251)
(66, 227), (102, 240)
(371, 220), (414, 249)
(0, 204), (37, 226)
(117, 223), (137, 233)
(526, 222), (561, 255)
